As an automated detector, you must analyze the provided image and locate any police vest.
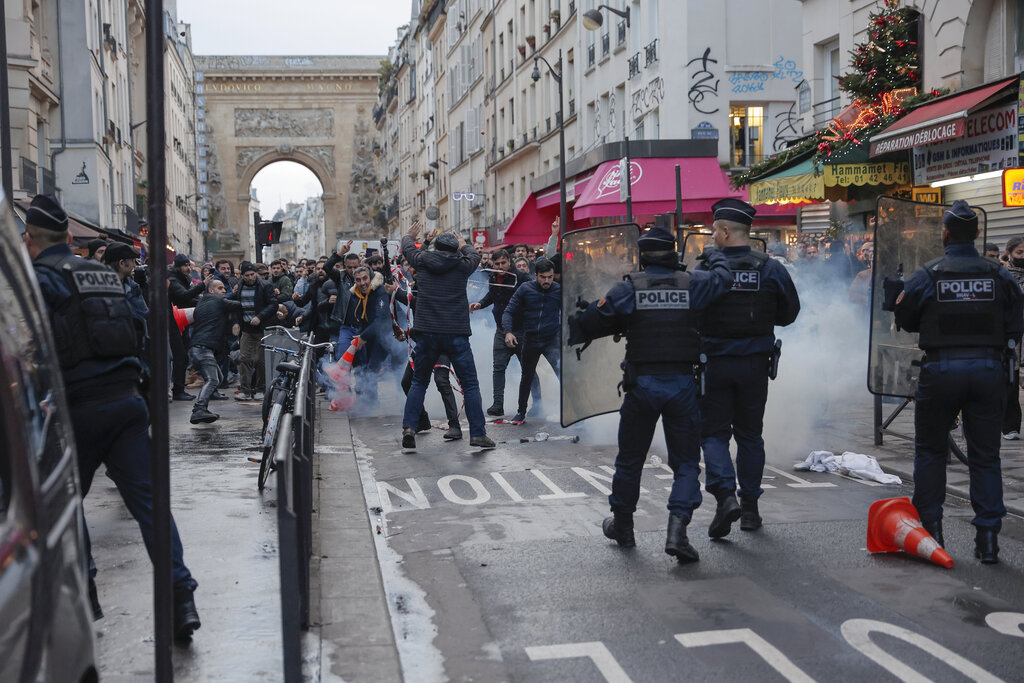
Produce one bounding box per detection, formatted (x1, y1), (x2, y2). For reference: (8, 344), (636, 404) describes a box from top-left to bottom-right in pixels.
(701, 250), (776, 338)
(35, 253), (139, 370)
(624, 270), (701, 370)
(917, 255), (1005, 350)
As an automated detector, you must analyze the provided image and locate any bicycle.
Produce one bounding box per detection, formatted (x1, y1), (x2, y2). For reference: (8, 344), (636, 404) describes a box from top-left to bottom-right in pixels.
(253, 328), (333, 491)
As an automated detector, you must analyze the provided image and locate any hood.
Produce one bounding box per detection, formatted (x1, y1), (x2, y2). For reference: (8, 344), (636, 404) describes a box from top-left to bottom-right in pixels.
(350, 270), (385, 295)
(418, 249), (465, 275)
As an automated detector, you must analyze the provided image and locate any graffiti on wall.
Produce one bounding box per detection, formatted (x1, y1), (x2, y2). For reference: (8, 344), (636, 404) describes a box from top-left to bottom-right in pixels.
(631, 77), (666, 121)
(773, 102), (806, 151)
(687, 48), (720, 115)
(729, 56), (804, 94)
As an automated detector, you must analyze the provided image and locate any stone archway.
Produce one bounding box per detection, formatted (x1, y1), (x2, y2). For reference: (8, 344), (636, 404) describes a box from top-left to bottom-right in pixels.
(195, 55), (382, 262)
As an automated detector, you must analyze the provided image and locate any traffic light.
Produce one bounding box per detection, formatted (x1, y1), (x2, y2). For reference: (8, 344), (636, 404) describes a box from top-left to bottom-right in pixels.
(255, 220), (283, 246)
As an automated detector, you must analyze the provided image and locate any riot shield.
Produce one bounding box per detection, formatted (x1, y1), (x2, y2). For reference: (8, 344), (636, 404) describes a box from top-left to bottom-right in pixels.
(868, 196), (987, 397)
(561, 224), (640, 426)
(679, 231), (766, 271)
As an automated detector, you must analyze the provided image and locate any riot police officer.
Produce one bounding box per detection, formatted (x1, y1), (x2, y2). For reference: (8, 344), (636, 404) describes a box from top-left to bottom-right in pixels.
(894, 200), (1023, 564)
(569, 225), (733, 562)
(699, 198), (800, 538)
(22, 195), (201, 640)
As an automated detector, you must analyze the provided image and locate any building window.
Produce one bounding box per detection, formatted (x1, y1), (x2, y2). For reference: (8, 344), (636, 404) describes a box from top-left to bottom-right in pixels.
(729, 105), (763, 168)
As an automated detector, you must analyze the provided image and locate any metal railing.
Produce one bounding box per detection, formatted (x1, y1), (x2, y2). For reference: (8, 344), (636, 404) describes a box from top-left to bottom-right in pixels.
(813, 97), (841, 128)
(617, 20), (626, 46)
(645, 39), (658, 67)
(276, 335), (318, 682)
(587, 44), (595, 67)
(628, 53), (640, 79)
(601, 33), (610, 56)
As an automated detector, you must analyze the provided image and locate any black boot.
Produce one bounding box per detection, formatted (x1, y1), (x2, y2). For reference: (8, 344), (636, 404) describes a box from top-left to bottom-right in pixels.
(173, 588), (201, 642)
(443, 422), (463, 441)
(88, 578), (103, 621)
(922, 519), (944, 548)
(402, 428), (416, 450)
(975, 527), (999, 564)
(602, 514), (635, 548)
(664, 514), (699, 563)
(708, 494), (742, 539)
(486, 403), (504, 417)
(190, 406), (219, 424)
(740, 499), (762, 531)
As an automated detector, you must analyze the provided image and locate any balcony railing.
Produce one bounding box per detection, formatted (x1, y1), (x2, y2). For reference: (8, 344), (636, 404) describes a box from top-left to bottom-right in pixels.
(628, 53), (640, 79)
(617, 20), (626, 46)
(568, 98), (576, 118)
(546, 116), (551, 133)
(812, 96), (841, 128)
(601, 33), (610, 56)
(644, 39), (658, 67)
(587, 44), (595, 67)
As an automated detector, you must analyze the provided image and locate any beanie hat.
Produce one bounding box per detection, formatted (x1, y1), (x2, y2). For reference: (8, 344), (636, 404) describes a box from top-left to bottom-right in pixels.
(240, 261), (257, 274)
(434, 232), (460, 252)
(173, 253), (191, 267)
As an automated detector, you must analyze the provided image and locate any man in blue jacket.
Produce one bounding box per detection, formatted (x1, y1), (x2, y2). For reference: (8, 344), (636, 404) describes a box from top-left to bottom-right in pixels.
(502, 258), (561, 423)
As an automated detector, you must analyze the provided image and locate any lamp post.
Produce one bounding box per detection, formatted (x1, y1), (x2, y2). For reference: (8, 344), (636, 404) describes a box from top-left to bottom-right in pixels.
(532, 49), (567, 243)
(581, 4), (630, 30)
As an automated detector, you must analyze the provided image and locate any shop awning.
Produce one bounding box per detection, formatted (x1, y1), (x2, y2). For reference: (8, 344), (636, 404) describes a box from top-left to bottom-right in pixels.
(869, 77), (1017, 157)
(502, 193), (559, 246)
(574, 157), (752, 220)
(748, 159), (911, 204)
(536, 171), (597, 209)
(13, 199), (114, 246)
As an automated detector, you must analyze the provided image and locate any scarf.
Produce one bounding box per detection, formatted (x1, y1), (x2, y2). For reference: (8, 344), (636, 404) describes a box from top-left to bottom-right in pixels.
(353, 286), (370, 321)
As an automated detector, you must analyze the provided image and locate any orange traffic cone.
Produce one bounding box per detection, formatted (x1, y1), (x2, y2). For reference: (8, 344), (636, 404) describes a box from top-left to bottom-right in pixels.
(338, 337), (363, 368)
(867, 497), (954, 569)
(172, 305), (194, 334)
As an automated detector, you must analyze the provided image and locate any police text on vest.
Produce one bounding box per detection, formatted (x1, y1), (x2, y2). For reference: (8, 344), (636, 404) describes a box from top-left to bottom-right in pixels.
(635, 290), (690, 309)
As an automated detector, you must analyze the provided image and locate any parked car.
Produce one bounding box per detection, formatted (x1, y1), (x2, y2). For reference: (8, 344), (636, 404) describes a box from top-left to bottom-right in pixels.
(0, 189), (97, 683)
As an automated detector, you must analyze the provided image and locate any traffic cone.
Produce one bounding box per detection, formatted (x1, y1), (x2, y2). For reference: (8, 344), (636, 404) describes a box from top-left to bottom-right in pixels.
(867, 497), (954, 569)
(172, 305), (194, 334)
(338, 337), (363, 368)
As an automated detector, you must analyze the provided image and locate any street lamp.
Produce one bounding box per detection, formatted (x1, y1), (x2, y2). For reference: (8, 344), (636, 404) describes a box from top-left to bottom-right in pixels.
(581, 4), (630, 31)
(532, 49), (567, 245)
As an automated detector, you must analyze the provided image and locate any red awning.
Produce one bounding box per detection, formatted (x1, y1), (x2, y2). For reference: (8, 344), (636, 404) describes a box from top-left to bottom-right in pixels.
(870, 78), (1017, 157)
(502, 193), (560, 246)
(535, 171), (598, 209)
(573, 157), (751, 221)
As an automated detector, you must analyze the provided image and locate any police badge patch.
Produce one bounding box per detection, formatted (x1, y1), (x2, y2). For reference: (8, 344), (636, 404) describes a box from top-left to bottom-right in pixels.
(72, 270), (124, 295)
(635, 289), (690, 309)
(936, 278), (995, 302)
(731, 270), (760, 292)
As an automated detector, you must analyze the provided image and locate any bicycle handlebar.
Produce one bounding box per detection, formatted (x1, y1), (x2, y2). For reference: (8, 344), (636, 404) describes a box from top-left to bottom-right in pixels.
(262, 326), (335, 352)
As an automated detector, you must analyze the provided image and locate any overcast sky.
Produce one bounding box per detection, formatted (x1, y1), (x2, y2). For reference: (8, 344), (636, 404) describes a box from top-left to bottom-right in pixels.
(177, 0), (412, 215)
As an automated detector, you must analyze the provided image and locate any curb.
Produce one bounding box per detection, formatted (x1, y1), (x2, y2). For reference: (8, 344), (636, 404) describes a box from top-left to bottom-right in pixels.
(879, 461), (1024, 519)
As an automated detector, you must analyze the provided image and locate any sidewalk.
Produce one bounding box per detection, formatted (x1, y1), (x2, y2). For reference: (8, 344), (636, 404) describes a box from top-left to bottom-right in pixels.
(808, 394), (1024, 517)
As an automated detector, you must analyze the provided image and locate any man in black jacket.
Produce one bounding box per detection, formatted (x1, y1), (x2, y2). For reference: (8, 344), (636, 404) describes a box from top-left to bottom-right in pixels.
(189, 279), (243, 423)
(470, 248), (538, 416)
(400, 227), (495, 450)
(323, 243), (362, 360)
(169, 253), (208, 400)
(233, 261), (278, 400)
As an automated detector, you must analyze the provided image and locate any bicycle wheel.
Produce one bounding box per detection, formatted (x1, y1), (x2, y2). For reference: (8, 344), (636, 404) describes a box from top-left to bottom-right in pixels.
(259, 389), (285, 491)
(948, 415), (968, 466)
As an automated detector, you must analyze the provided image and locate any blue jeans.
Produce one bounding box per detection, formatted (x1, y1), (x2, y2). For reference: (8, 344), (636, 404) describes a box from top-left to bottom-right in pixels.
(403, 333), (486, 437)
(700, 354), (770, 503)
(610, 374), (703, 520)
(71, 393), (197, 592)
(914, 357), (1006, 529)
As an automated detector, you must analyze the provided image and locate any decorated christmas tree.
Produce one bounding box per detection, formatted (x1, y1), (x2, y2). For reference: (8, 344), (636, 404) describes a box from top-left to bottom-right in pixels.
(837, 0), (920, 103)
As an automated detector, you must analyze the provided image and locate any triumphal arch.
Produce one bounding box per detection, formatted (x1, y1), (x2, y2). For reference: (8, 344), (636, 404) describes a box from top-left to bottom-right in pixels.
(195, 55), (381, 261)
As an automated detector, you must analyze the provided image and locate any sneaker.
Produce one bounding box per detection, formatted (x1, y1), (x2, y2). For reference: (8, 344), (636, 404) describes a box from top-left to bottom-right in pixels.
(511, 412), (526, 424)
(443, 424), (463, 441)
(190, 407), (219, 424)
(486, 404), (504, 417)
(252, 391), (265, 401)
(469, 435), (496, 449)
(210, 391), (229, 401)
(402, 428), (416, 449)
(234, 392), (253, 401)
(1003, 431), (1020, 440)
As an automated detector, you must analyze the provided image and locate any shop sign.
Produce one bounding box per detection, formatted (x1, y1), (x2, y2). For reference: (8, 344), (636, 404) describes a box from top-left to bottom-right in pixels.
(749, 173), (824, 204)
(824, 162), (910, 187)
(691, 121), (719, 140)
(911, 104), (1018, 185)
(1002, 168), (1024, 207)
(870, 119), (964, 156)
(911, 186), (942, 204)
(472, 229), (488, 247)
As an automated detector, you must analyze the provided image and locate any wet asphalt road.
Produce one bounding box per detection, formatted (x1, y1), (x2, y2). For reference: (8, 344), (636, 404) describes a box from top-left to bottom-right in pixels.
(351, 414), (1024, 682)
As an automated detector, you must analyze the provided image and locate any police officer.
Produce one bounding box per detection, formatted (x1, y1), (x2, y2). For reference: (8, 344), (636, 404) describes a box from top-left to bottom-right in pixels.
(894, 200), (1023, 564)
(699, 198), (800, 538)
(22, 195), (202, 640)
(569, 225), (733, 562)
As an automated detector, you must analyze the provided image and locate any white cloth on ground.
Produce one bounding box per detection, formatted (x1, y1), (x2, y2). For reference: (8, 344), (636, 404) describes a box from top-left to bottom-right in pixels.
(795, 450), (901, 485)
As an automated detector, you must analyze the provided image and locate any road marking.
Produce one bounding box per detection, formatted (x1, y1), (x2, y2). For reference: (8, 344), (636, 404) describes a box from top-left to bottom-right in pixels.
(985, 612), (1024, 638)
(572, 467), (649, 496)
(830, 471), (882, 486)
(437, 475), (491, 505)
(675, 628), (815, 682)
(531, 469), (587, 500)
(490, 472), (524, 502)
(378, 478), (430, 513)
(841, 618), (1004, 683)
(525, 642), (633, 683)
(764, 464), (836, 488)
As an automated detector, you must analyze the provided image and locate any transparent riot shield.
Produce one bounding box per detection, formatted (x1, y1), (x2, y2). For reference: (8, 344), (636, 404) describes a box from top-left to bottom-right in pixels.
(679, 231), (766, 271)
(868, 196), (987, 397)
(561, 224), (640, 426)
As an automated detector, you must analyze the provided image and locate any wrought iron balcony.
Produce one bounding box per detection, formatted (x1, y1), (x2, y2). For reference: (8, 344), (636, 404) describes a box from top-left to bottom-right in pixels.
(628, 53), (640, 79)
(601, 33), (610, 56)
(587, 44), (595, 67)
(617, 20), (626, 46)
(644, 39), (658, 68)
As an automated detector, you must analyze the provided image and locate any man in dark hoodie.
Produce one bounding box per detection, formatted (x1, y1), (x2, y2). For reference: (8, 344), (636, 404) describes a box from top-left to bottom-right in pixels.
(233, 261), (278, 400)
(168, 253), (208, 400)
(399, 226), (495, 450)
(189, 279), (243, 423)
